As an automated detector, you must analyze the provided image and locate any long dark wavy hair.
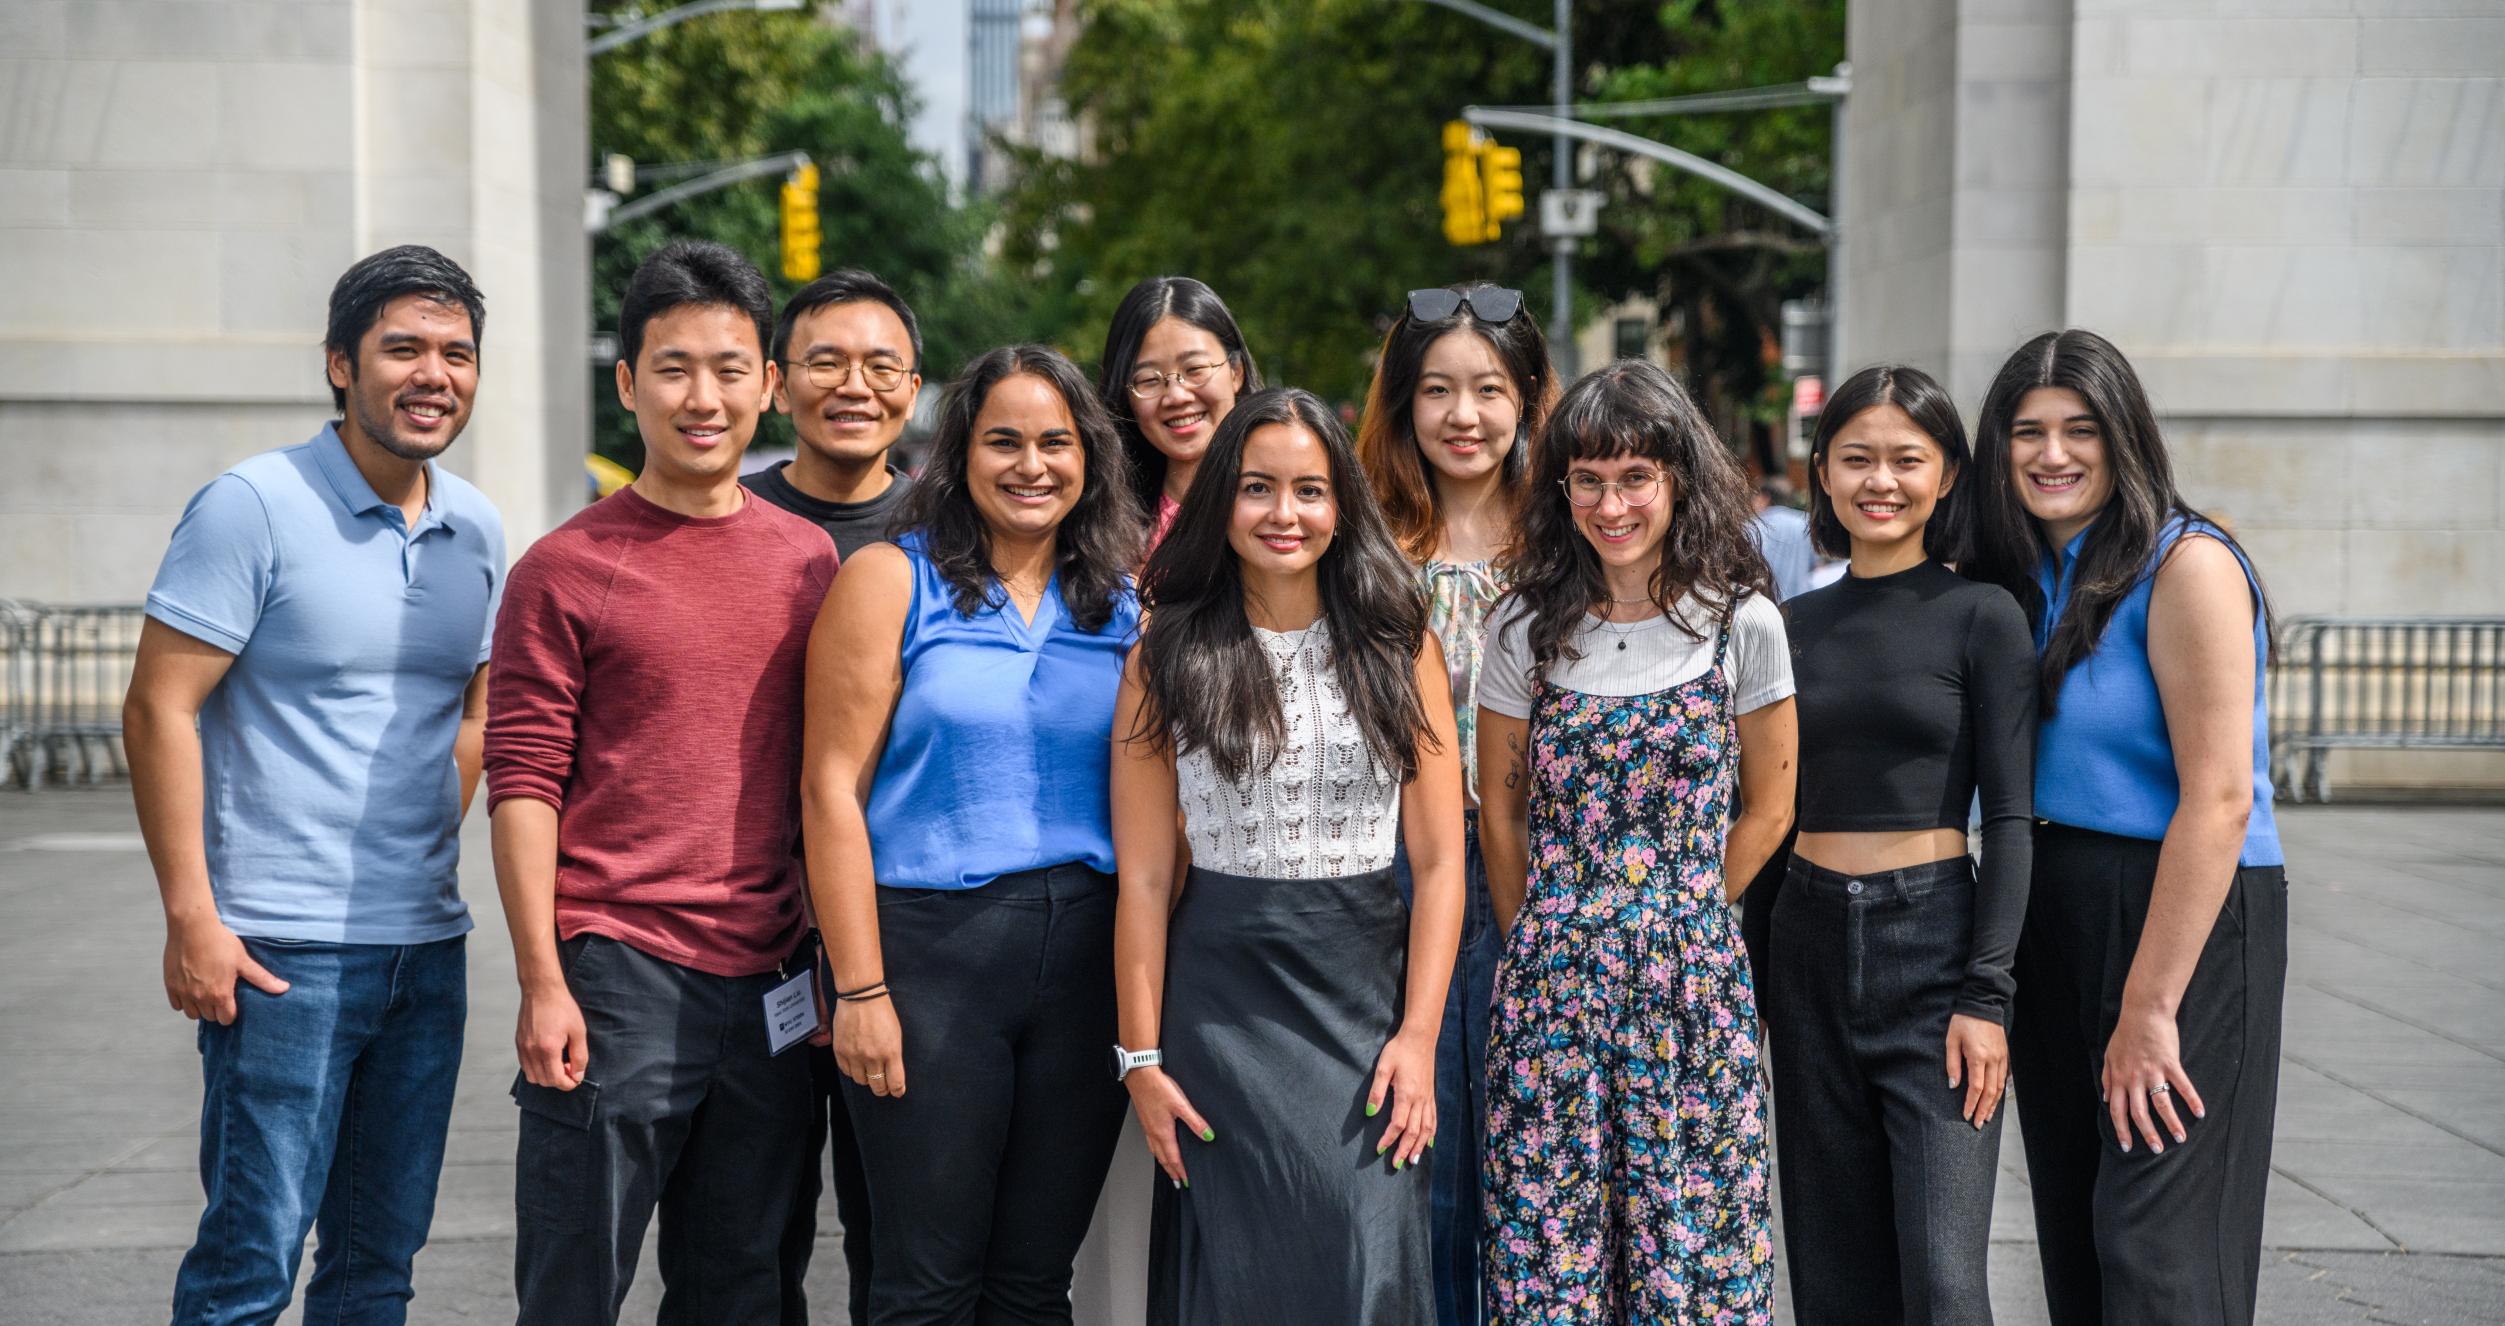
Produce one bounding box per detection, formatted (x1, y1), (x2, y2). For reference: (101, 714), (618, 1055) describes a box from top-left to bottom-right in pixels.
(1135, 388), (1433, 784)
(894, 345), (1143, 632)
(1962, 329), (2270, 715)
(1096, 276), (1261, 522)
(1355, 281), (1559, 561)
(1806, 364), (1973, 560)
(1501, 359), (1772, 680)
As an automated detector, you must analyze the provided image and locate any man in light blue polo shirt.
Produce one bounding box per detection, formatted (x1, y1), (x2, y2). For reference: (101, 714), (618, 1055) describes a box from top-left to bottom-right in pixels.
(124, 246), (503, 1326)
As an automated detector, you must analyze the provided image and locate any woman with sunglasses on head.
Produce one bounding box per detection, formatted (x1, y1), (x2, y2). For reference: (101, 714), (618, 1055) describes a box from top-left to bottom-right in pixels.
(1353, 280), (1556, 1326)
(1763, 365), (2036, 1326)
(1477, 360), (1796, 1326)
(801, 345), (1146, 1324)
(1964, 331), (2287, 1326)
(1098, 277), (1261, 554)
(1111, 387), (1465, 1324)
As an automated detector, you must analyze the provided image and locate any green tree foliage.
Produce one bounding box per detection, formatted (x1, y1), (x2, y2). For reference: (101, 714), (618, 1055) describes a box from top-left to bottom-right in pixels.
(588, 3), (1016, 466)
(1001, 0), (1840, 434)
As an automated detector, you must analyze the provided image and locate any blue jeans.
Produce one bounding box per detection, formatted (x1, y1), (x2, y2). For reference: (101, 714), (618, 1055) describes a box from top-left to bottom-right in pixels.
(170, 935), (466, 1326)
(1395, 812), (1498, 1326)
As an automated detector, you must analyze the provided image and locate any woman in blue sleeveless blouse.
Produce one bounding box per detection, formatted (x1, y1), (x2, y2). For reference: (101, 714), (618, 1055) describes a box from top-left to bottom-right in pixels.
(801, 346), (1145, 1324)
(1476, 361), (1798, 1325)
(1963, 330), (2288, 1326)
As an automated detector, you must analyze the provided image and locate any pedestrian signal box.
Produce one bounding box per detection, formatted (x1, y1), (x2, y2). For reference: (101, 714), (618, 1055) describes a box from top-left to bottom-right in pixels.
(780, 163), (821, 283)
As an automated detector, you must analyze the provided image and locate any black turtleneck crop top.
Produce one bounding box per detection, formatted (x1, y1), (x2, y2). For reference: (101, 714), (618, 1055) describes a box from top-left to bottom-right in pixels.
(1782, 558), (2038, 1023)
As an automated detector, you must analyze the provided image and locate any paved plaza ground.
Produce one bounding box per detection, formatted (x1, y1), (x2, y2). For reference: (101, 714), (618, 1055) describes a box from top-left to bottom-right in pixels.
(0, 789), (2500, 1323)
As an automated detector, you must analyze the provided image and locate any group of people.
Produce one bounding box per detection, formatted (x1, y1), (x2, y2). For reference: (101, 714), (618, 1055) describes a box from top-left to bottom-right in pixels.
(127, 237), (2287, 1326)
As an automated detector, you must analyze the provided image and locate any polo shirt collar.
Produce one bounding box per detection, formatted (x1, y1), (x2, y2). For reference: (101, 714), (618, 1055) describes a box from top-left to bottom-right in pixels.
(310, 423), (447, 535)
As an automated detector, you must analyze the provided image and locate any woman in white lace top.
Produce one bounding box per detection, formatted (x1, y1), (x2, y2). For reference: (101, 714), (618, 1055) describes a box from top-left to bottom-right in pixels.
(1111, 388), (1465, 1324)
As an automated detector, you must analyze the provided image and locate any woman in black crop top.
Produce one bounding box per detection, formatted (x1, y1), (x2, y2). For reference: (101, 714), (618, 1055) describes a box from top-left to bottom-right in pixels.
(1763, 365), (2037, 1326)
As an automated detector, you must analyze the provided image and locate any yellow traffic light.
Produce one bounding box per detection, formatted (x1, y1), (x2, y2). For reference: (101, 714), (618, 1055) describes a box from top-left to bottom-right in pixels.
(1440, 121), (1487, 247)
(1480, 143), (1525, 236)
(780, 162), (821, 283)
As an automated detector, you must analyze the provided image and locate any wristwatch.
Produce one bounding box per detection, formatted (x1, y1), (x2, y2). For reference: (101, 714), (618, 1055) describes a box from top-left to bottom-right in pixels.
(1111, 1043), (1163, 1081)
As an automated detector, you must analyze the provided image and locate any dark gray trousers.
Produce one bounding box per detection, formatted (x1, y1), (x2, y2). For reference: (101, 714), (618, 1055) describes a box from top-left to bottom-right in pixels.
(2010, 823), (2287, 1326)
(1764, 854), (2002, 1326)
(511, 934), (815, 1326)
(842, 865), (1129, 1326)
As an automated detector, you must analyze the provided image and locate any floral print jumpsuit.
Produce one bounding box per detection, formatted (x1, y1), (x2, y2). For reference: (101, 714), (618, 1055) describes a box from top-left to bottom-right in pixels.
(1482, 624), (1774, 1324)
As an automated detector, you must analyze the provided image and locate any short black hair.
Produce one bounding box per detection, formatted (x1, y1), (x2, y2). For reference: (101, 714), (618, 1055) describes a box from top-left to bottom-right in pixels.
(322, 245), (484, 413)
(771, 268), (923, 370)
(1806, 364), (1972, 560)
(618, 240), (774, 372)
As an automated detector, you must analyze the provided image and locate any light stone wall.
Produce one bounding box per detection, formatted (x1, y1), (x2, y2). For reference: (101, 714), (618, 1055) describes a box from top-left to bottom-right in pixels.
(1844, 0), (2505, 619)
(0, 0), (586, 603)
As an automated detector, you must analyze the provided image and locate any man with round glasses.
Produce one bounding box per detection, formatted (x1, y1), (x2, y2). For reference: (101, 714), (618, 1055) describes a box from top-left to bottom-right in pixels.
(746, 269), (927, 559)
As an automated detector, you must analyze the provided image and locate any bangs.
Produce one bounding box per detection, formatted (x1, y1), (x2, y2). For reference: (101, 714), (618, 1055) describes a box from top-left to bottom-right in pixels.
(1550, 394), (1667, 465)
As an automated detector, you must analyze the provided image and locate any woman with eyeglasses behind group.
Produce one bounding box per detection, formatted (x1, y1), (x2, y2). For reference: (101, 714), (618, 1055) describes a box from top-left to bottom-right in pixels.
(1477, 360), (1796, 1325)
(1097, 277), (1261, 555)
(1355, 281), (1557, 1326)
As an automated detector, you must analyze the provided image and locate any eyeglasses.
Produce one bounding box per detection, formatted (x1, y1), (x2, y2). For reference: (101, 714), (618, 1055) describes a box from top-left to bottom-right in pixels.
(784, 355), (912, 392)
(1406, 286), (1525, 325)
(1560, 470), (1665, 508)
(1127, 360), (1230, 398)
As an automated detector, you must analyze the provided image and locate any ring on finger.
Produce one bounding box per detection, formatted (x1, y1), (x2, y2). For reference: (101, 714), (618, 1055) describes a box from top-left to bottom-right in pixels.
(2148, 1082), (2171, 1096)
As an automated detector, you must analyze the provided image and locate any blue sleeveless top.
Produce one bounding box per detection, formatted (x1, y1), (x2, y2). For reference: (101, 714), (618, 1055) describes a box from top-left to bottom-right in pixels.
(2031, 517), (2281, 867)
(865, 534), (1141, 890)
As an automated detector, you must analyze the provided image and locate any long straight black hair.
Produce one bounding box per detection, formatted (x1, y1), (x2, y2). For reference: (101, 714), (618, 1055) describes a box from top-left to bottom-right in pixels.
(1962, 328), (2270, 714)
(1806, 364), (1972, 561)
(894, 345), (1143, 632)
(1501, 359), (1772, 680)
(1096, 276), (1262, 520)
(1135, 387), (1433, 784)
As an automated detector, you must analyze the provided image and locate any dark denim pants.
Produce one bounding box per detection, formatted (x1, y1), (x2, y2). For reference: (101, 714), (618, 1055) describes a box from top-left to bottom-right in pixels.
(511, 934), (816, 1326)
(170, 934), (466, 1326)
(1395, 811), (1499, 1326)
(1764, 855), (2001, 1326)
(842, 864), (1129, 1326)
(2011, 823), (2287, 1326)
(781, 1039), (874, 1326)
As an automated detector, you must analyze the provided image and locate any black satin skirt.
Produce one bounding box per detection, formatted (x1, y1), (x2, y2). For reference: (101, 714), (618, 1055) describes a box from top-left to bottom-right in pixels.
(1147, 865), (1432, 1326)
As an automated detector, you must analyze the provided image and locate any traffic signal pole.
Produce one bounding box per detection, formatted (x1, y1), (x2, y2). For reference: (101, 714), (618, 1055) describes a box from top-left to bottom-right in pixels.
(1549, 0), (1574, 377)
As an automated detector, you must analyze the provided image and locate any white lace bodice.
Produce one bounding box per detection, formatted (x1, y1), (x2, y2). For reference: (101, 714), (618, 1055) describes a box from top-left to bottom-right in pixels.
(1175, 620), (1402, 879)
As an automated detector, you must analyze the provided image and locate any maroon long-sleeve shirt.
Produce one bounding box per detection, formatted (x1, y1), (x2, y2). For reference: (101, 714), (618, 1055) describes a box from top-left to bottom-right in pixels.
(485, 486), (838, 977)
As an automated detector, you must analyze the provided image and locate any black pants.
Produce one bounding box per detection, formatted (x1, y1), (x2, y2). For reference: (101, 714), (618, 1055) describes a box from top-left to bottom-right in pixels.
(1765, 854), (2001, 1326)
(843, 865), (1129, 1326)
(2010, 823), (2288, 1326)
(779, 1041), (875, 1326)
(512, 934), (816, 1326)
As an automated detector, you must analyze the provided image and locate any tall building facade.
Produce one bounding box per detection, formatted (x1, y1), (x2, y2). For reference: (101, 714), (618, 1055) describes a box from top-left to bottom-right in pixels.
(0, 0), (590, 603)
(1843, 0), (2504, 617)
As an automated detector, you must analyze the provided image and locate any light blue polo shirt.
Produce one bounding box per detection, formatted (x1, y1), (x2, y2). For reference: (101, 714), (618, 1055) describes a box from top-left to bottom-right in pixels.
(145, 424), (504, 943)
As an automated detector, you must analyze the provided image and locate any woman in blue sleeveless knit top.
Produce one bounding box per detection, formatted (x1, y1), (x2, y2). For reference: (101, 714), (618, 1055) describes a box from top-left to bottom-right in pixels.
(1963, 329), (2288, 1326)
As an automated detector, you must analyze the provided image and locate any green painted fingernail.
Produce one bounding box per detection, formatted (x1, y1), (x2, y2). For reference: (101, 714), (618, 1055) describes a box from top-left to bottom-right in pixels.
(1376, 1139), (1389, 1155)
(1182, 1177), (1189, 1189)
(1365, 1102), (1380, 1117)
(1393, 1157), (1405, 1171)
(1199, 1127), (1215, 1142)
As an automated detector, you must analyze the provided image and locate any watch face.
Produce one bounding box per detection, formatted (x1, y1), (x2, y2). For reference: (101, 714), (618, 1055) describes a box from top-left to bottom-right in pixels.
(1111, 1045), (1129, 1079)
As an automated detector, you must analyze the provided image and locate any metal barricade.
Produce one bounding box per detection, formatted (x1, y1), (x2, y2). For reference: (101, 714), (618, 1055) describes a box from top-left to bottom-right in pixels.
(2269, 616), (2505, 802)
(1, 603), (147, 790)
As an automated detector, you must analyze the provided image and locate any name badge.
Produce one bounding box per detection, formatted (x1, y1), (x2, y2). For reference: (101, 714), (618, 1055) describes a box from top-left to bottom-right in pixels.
(764, 967), (818, 1057)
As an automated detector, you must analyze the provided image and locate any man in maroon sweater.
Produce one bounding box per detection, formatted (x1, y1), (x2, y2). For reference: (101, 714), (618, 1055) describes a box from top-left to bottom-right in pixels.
(486, 241), (838, 1324)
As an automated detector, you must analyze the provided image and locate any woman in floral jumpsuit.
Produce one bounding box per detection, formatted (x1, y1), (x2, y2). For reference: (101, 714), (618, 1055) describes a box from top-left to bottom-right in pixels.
(1474, 360), (1799, 1324)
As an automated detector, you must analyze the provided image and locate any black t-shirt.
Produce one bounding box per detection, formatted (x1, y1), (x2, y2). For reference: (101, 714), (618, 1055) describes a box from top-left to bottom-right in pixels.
(741, 460), (916, 562)
(1782, 558), (2038, 1023)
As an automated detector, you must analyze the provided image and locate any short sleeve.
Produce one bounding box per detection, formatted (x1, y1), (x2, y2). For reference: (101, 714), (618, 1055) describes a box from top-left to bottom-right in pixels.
(1475, 594), (1535, 720)
(1727, 591), (1795, 714)
(144, 474), (275, 655)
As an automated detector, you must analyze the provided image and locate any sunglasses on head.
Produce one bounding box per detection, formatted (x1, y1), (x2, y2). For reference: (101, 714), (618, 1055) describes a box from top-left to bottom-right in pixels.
(1405, 287), (1525, 325)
